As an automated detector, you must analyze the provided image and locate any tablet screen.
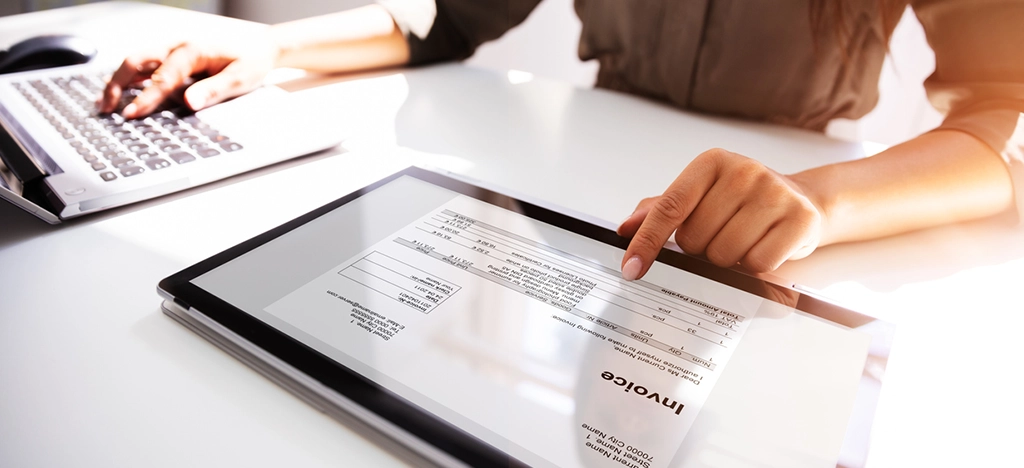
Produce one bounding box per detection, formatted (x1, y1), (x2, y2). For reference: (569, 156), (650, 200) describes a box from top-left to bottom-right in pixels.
(183, 171), (880, 468)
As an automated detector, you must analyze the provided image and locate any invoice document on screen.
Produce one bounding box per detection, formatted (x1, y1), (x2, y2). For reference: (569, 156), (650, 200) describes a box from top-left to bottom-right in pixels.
(263, 191), (785, 468)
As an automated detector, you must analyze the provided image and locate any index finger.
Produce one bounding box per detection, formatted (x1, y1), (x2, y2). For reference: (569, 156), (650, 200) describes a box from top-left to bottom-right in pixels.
(124, 43), (211, 118)
(99, 53), (164, 113)
(620, 151), (722, 280)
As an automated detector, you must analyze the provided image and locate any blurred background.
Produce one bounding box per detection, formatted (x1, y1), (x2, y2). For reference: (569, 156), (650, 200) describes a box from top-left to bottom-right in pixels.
(0, 0), (943, 146)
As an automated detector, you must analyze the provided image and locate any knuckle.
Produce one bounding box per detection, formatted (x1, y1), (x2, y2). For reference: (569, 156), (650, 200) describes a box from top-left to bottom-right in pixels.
(203, 86), (219, 101)
(674, 229), (705, 254)
(701, 148), (730, 160)
(630, 231), (664, 255)
(742, 252), (775, 273)
(638, 196), (658, 208)
(173, 41), (197, 54)
(704, 244), (735, 267)
(227, 76), (246, 91)
(787, 200), (820, 227)
(122, 57), (143, 69)
(734, 157), (765, 180)
(652, 193), (687, 221)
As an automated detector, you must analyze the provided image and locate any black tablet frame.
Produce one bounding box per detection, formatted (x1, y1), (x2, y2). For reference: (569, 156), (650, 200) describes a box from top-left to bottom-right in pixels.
(159, 166), (876, 467)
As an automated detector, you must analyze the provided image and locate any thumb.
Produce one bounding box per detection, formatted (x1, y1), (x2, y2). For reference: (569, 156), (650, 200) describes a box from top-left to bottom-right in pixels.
(184, 60), (263, 111)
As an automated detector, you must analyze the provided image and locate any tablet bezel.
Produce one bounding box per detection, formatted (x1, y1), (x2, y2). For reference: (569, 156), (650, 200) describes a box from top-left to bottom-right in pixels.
(158, 165), (881, 467)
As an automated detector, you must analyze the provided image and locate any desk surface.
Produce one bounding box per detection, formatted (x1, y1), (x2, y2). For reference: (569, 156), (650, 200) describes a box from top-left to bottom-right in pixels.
(2, 3), (1023, 467)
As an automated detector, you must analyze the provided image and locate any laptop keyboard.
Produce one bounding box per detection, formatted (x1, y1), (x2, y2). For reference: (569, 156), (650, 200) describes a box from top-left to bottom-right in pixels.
(10, 72), (243, 182)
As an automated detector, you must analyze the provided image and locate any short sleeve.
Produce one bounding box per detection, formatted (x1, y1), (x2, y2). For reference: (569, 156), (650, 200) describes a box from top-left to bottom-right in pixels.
(377, 0), (545, 65)
(913, 0), (1024, 220)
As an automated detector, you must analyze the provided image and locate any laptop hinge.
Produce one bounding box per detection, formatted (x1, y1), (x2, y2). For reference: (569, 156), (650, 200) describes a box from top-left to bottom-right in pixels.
(0, 115), (46, 184)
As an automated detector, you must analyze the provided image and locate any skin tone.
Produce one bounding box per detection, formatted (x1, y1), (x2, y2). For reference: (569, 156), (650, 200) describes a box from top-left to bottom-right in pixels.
(97, 5), (408, 117)
(98, 6), (1017, 280)
(616, 132), (1014, 279)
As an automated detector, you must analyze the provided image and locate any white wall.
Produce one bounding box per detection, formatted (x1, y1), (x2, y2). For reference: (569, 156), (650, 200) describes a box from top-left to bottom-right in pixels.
(464, 0), (598, 87)
(825, 7), (944, 145)
(230, 0), (942, 146)
(226, 0), (370, 23)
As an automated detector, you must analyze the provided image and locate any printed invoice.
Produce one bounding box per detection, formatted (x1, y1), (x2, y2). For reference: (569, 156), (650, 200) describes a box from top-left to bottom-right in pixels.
(263, 190), (781, 468)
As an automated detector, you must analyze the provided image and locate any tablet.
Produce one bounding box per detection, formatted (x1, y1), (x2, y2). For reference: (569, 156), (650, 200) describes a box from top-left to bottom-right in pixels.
(159, 166), (892, 468)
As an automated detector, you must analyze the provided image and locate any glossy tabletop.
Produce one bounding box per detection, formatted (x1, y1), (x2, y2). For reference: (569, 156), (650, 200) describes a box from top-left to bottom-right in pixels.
(1, 3), (1022, 467)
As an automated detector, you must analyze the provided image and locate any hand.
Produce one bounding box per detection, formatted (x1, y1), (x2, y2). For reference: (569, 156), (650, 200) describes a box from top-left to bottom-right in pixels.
(98, 35), (278, 119)
(617, 148), (827, 279)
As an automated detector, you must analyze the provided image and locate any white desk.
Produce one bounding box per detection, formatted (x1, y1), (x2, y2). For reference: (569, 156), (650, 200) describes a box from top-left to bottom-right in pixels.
(2, 3), (1022, 467)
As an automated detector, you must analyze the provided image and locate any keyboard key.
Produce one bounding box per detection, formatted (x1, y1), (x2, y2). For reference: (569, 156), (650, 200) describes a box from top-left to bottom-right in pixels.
(119, 165), (145, 177)
(26, 72), (236, 180)
(110, 157), (134, 168)
(168, 152), (196, 164)
(198, 148), (220, 158)
(98, 115), (123, 125)
(144, 158), (171, 171)
(219, 142), (243, 152)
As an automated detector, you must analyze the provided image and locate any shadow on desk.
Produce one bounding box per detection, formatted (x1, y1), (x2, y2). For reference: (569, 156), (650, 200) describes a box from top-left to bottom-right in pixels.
(778, 210), (1024, 294)
(0, 146), (343, 251)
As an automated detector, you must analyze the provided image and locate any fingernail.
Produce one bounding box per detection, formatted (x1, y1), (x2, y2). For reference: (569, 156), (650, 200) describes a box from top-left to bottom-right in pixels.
(617, 209), (639, 231)
(187, 93), (204, 110)
(622, 255), (643, 281)
(618, 214), (632, 230)
(122, 103), (137, 117)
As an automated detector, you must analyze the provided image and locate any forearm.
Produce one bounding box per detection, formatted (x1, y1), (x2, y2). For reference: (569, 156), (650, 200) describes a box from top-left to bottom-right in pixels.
(794, 129), (1016, 246)
(270, 5), (410, 73)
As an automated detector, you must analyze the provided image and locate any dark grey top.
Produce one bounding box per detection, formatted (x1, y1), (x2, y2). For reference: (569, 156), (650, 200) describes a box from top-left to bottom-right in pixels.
(380, 0), (1024, 215)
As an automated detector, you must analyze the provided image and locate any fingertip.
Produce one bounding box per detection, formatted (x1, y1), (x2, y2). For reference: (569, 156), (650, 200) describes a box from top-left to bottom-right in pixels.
(616, 206), (652, 237)
(621, 255), (644, 281)
(184, 86), (206, 111)
(122, 103), (138, 119)
(616, 214), (634, 236)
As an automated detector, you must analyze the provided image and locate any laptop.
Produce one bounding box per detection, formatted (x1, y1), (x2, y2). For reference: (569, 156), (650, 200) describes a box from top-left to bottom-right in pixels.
(0, 63), (347, 223)
(159, 166), (892, 468)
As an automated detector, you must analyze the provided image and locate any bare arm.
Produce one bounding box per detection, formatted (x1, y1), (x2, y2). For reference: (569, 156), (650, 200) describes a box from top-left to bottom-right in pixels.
(617, 130), (1015, 279)
(797, 129), (1013, 245)
(99, 5), (409, 118)
(270, 5), (409, 72)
